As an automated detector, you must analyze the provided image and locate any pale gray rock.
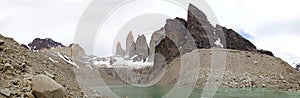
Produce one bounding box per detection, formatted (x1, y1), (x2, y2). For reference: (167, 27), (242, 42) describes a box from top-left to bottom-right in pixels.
(32, 74), (66, 98)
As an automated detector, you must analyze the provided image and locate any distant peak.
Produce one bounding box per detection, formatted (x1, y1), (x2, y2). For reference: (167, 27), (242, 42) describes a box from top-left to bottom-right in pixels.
(28, 38), (65, 51)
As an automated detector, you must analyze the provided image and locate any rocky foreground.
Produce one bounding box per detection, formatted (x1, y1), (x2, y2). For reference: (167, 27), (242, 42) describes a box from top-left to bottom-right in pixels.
(156, 49), (300, 91)
(0, 35), (83, 98)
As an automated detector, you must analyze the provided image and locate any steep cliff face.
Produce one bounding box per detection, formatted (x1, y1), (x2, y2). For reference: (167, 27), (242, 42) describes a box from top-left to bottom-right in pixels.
(126, 31), (135, 55)
(135, 35), (149, 58)
(215, 25), (256, 51)
(154, 4), (273, 63)
(187, 4), (216, 49)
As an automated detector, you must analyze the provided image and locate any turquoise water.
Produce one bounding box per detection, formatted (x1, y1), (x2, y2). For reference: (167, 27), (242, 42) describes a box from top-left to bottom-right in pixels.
(92, 85), (300, 98)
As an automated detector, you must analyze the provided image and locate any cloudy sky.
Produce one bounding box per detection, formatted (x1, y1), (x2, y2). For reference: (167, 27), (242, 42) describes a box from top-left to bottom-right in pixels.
(0, 0), (299, 66)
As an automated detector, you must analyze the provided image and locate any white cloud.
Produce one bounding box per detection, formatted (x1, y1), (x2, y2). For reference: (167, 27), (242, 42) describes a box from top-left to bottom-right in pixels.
(207, 0), (300, 66)
(0, 0), (91, 45)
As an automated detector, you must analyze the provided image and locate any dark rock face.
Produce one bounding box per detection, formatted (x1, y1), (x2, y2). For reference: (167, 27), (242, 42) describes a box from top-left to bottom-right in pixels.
(216, 25), (256, 51)
(255, 49), (274, 56)
(135, 35), (149, 58)
(0, 39), (4, 46)
(149, 29), (166, 61)
(28, 38), (65, 51)
(187, 4), (216, 48)
(154, 4), (273, 63)
(115, 42), (125, 57)
(155, 37), (180, 62)
(129, 42), (136, 58)
(21, 44), (29, 49)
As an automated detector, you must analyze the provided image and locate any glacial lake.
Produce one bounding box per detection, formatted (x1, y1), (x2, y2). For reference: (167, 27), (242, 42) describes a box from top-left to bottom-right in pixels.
(92, 85), (300, 98)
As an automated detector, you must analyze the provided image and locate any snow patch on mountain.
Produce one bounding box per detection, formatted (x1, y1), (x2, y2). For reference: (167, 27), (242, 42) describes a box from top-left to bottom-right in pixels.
(214, 37), (223, 48)
(48, 57), (58, 63)
(113, 57), (153, 69)
(56, 52), (79, 68)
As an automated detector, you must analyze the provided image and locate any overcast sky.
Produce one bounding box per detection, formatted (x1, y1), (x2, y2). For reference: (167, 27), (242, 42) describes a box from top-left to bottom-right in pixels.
(0, 0), (299, 66)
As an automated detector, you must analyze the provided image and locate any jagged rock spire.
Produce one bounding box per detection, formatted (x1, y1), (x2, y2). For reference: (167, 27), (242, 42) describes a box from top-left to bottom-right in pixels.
(115, 42), (125, 56)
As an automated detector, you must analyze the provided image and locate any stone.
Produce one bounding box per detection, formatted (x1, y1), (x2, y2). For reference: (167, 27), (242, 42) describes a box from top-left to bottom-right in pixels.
(0, 88), (12, 97)
(0, 39), (4, 46)
(254, 61), (258, 64)
(4, 63), (14, 70)
(32, 74), (66, 98)
(25, 92), (35, 98)
(279, 75), (284, 80)
(44, 71), (55, 79)
(262, 84), (266, 88)
(115, 42), (125, 57)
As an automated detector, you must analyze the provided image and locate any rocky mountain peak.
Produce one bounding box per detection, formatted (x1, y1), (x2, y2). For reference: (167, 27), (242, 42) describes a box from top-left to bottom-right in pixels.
(154, 4), (274, 63)
(126, 31), (135, 55)
(28, 38), (65, 51)
(69, 43), (87, 57)
(115, 42), (125, 56)
(116, 4), (274, 63)
(135, 34), (149, 58)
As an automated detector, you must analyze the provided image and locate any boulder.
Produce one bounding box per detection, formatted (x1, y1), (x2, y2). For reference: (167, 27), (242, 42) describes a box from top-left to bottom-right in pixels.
(32, 74), (66, 98)
(0, 88), (12, 97)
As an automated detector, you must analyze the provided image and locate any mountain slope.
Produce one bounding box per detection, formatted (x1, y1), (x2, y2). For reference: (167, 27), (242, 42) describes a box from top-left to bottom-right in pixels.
(0, 34), (83, 97)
